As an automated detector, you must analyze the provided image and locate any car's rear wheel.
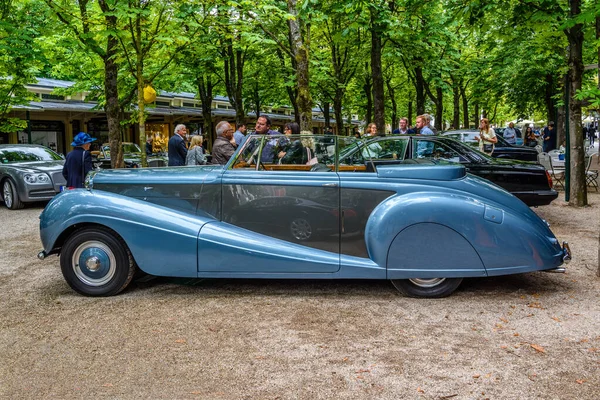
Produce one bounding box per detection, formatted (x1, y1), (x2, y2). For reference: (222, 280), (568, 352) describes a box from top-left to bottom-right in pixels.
(60, 227), (135, 296)
(2, 179), (24, 210)
(391, 277), (463, 298)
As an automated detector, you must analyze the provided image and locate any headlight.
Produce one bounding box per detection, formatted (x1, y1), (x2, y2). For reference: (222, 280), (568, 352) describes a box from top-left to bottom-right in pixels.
(24, 173), (50, 184)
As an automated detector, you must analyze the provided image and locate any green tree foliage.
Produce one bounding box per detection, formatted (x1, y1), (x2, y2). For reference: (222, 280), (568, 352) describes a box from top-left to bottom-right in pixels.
(0, 0), (49, 132)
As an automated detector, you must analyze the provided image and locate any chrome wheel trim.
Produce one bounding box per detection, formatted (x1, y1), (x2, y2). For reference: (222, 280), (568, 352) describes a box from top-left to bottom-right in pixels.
(3, 181), (13, 208)
(71, 240), (116, 286)
(408, 278), (447, 288)
(290, 218), (312, 240)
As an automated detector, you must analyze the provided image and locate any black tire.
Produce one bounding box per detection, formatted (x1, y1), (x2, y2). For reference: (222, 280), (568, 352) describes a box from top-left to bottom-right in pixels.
(60, 227), (136, 296)
(391, 278), (463, 298)
(2, 179), (24, 210)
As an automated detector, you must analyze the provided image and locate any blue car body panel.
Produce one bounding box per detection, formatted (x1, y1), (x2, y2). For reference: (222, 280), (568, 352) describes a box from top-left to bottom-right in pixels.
(39, 135), (566, 289)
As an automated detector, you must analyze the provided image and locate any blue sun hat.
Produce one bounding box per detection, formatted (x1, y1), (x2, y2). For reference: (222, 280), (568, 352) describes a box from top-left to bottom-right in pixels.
(71, 132), (97, 147)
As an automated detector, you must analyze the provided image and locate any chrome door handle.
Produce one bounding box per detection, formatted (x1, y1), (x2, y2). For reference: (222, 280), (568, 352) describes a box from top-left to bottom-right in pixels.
(322, 183), (338, 187)
(144, 186), (154, 191)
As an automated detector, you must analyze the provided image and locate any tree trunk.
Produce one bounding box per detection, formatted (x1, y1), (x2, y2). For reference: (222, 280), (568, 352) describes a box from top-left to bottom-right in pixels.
(452, 81), (460, 130)
(424, 81), (443, 131)
(544, 73), (556, 123)
(323, 101), (330, 128)
(566, 0), (586, 206)
(415, 66), (425, 116)
(370, 18), (385, 134)
(98, 1), (122, 168)
(386, 78), (397, 132)
(598, 13), (600, 91)
(197, 75), (214, 149)
(287, 0), (312, 131)
(474, 103), (480, 127)
(460, 84), (469, 129)
(135, 14), (147, 168)
(407, 99), (413, 127)
(223, 39), (245, 126)
(435, 86), (443, 131)
(556, 103), (566, 148)
(252, 81), (261, 119)
(363, 62), (372, 126)
(596, 2), (600, 276)
(333, 89), (344, 135)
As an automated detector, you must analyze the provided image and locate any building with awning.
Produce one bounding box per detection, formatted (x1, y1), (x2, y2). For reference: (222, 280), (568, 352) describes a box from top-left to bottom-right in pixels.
(4, 78), (361, 154)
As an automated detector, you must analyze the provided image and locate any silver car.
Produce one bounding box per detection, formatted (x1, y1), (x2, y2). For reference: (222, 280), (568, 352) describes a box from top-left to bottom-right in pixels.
(0, 144), (66, 209)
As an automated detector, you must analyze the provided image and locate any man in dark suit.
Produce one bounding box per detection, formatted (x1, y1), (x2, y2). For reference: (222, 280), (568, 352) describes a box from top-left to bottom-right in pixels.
(168, 124), (188, 166)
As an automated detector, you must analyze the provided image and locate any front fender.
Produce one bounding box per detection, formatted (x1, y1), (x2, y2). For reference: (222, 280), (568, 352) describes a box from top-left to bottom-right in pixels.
(40, 189), (213, 277)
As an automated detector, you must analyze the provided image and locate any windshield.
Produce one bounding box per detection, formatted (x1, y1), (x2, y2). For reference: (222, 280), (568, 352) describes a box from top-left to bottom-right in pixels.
(0, 146), (63, 163)
(231, 134), (336, 168)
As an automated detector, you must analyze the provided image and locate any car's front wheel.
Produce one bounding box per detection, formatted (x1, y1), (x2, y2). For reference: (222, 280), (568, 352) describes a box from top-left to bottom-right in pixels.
(2, 179), (24, 210)
(391, 278), (463, 298)
(60, 227), (136, 296)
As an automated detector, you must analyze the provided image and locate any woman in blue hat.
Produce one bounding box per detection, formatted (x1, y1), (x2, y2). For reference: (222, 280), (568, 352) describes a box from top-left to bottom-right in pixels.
(62, 132), (97, 189)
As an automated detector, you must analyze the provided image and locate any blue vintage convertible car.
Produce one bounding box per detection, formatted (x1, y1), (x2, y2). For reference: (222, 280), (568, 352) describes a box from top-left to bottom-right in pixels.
(38, 134), (571, 298)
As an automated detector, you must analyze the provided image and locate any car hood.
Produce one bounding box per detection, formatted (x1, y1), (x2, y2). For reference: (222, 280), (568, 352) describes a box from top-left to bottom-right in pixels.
(6, 160), (65, 173)
(89, 164), (223, 187)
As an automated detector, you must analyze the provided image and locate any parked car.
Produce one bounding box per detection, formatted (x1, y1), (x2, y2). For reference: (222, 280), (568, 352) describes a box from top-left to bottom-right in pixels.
(442, 130), (538, 162)
(38, 134), (570, 298)
(0, 144), (66, 209)
(340, 135), (557, 207)
(91, 142), (167, 169)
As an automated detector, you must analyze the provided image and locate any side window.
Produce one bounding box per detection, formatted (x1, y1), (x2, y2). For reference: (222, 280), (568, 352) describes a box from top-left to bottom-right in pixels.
(338, 137), (368, 172)
(377, 139), (408, 160)
(413, 140), (466, 163)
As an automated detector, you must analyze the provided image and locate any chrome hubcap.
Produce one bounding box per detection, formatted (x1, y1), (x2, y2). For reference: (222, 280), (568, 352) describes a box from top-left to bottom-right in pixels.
(3, 182), (12, 207)
(409, 278), (446, 288)
(72, 241), (116, 286)
(85, 256), (101, 272)
(291, 218), (311, 240)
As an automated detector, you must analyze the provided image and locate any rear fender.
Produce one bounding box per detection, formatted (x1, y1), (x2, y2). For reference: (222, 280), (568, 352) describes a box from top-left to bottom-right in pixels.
(365, 192), (486, 275)
(366, 192), (562, 277)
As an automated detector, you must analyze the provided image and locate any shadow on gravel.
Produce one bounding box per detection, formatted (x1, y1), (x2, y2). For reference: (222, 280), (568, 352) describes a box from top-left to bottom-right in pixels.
(119, 271), (572, 299)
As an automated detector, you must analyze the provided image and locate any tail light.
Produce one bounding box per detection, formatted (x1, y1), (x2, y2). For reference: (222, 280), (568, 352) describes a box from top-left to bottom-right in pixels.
(545, 170), (553, 189)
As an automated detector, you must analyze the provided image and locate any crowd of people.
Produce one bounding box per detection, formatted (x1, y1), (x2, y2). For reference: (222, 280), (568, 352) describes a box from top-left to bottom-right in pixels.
(62, 114), (597, 182)
(61, 114), (597, 184)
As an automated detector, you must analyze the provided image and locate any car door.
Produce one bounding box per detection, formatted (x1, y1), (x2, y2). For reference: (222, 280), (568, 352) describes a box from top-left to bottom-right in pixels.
(198, 134), (341, 274)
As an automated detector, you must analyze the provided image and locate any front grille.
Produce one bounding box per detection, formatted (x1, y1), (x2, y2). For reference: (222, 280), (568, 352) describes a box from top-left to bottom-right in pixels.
(29, 189), (57, 198)
(50, 171), (66, 192)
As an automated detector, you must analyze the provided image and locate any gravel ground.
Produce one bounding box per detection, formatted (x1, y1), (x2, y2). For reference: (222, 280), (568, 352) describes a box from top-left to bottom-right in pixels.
(0, 193), (598, 399)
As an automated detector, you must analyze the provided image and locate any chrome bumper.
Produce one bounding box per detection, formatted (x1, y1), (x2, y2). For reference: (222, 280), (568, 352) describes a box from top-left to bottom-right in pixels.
(544, 241), (571, 273)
